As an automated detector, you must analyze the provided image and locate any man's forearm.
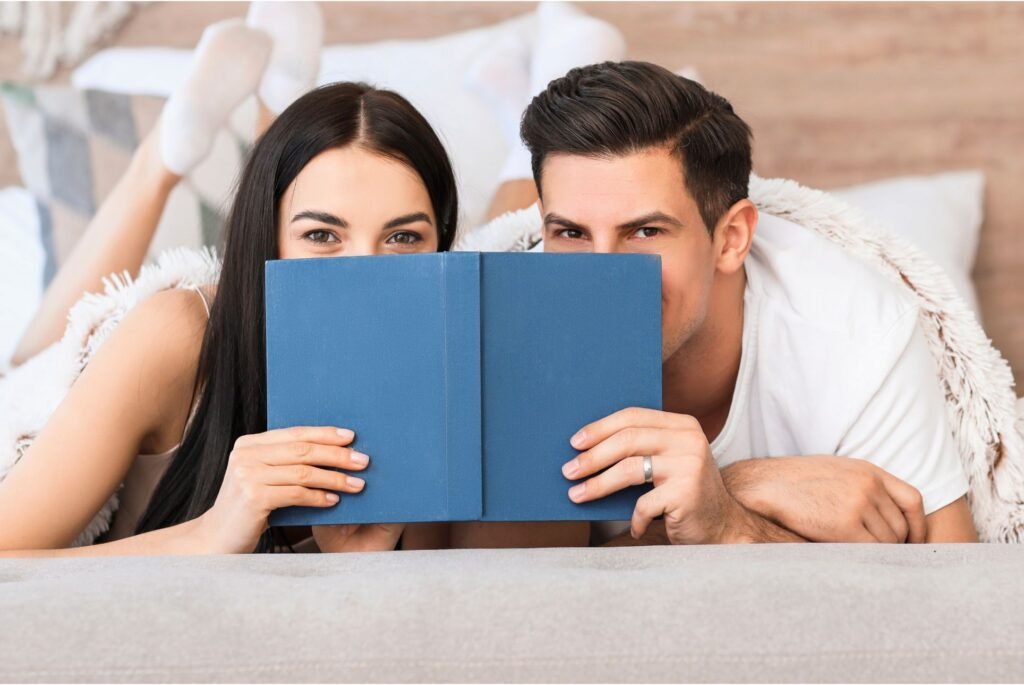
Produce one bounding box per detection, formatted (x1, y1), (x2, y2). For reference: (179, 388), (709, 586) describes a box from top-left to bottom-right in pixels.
(719, 501), (806, 543)
(602, 503), (805, 546)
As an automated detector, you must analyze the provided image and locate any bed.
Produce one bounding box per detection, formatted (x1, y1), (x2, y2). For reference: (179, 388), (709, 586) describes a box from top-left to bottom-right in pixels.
(1, 3), (1022, 682)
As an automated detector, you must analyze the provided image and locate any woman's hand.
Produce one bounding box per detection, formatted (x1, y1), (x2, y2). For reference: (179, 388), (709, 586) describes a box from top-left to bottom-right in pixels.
(312, 522), (405, 553)
(195, 426), (369, 553)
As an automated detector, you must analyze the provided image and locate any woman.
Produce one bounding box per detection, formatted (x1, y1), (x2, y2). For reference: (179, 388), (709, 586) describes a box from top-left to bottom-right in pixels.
(0, 77), (586, 556)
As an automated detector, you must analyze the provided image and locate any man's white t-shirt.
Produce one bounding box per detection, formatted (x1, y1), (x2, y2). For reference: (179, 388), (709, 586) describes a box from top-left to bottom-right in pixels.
(597, 211), (969, 540)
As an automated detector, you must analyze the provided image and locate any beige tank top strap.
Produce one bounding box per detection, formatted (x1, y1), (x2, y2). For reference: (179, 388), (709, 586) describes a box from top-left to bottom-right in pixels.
(188, 284), (213, 318)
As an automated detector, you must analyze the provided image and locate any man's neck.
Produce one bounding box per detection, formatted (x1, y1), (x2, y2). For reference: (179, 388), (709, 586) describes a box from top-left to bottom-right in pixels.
(662, 268), (747, 442)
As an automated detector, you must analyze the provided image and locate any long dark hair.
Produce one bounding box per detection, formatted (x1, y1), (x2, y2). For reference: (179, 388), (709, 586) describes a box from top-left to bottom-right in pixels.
(136, 83), (458, 548)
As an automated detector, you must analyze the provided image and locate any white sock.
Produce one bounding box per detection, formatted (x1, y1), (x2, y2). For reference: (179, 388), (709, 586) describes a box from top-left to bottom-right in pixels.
(465, 33), (531, 149)
(497, 1), (627, 183)
(246, 1), (324, 114)
(159, 20), (271, 176)
(530, 1), (626, 95)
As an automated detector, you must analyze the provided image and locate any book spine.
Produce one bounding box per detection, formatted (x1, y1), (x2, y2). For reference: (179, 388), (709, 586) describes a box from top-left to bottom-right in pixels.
(442, 253), (484, 520)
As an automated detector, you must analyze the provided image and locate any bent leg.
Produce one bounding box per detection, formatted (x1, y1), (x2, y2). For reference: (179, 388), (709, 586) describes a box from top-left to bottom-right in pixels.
(11, 131), (180, 365)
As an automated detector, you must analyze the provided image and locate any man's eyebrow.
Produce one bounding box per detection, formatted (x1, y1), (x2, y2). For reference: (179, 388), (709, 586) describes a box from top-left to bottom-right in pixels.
(617, 211), (684, 231)
(543, 212), (586, 230)
(383, 212), (433, 230)
(291, 210), (348, 228)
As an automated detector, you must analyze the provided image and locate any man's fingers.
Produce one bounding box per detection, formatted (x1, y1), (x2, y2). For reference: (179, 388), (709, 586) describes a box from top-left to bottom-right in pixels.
(571, 407), (700, 450)
(262, 464), (365, 494)
(862, 506), (899, 543)
(874, 494), (910, 543)
(880, 473), (927, 543)
(567, 455), (649, 503)
(565, 423), (700, 479)
(630, 488), (670, 539)
(234, 426), (356, 449)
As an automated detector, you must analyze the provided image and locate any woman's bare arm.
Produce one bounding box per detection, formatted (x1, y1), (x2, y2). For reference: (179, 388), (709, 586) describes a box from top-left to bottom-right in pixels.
(0, 289), (207, 552)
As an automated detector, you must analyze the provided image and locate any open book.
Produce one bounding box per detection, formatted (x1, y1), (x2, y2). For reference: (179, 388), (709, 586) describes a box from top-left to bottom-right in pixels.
(266, 252), (662, 525)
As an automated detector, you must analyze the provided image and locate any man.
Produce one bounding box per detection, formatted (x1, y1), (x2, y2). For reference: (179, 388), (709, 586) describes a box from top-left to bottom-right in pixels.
(519, 60), (977, 544)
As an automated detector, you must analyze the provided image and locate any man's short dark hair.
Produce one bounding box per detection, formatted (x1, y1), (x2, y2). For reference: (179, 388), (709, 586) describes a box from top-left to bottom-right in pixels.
(521, 60), (753, 233)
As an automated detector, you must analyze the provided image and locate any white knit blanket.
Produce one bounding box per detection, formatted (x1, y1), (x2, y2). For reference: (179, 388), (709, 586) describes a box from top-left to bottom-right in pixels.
(2, 175), (1021, 544)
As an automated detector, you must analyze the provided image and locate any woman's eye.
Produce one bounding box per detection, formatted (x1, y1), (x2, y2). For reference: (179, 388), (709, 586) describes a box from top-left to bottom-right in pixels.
(634, 227), (661, 238)
(556, 229), (584, 240)
(303, 229), (339, 244)
(386, 231), (423, 245)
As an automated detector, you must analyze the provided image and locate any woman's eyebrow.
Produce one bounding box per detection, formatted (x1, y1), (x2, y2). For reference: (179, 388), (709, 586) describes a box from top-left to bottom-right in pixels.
(291, 210), (347, 227)
(383, 212), (433, 230)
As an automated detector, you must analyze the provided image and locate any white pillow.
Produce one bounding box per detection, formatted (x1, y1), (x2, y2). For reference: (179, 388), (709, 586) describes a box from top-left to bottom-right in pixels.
(0, 185), (45, 366)
(832, 170), (985, 313)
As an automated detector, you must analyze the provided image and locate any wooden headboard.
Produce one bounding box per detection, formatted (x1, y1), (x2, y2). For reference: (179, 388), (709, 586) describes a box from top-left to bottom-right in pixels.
(2, 1), (1022, 388)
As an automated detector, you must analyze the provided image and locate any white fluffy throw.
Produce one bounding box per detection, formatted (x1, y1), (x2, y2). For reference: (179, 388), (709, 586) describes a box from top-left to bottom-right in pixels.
(0, 176), (1020, 544)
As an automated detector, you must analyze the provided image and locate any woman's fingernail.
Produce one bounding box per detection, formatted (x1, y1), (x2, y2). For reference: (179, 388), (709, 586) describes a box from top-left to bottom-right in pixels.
(562, 459), (580, 479)
(570, 429), (587, 449)
(337, 428), (355, 440)
(568, 483), (586, 501)
(351, 451), (369, 466)
(346, 476), (365, 489)
(326, 493), (340, 504)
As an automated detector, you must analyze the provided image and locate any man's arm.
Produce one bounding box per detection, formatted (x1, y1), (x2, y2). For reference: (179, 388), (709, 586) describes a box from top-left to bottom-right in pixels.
(602, 506), (805, 546)
(721, 456), (976, 543)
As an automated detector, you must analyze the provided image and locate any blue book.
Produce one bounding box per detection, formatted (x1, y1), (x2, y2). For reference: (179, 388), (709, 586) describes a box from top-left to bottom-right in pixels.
(266, 252), (661, 526)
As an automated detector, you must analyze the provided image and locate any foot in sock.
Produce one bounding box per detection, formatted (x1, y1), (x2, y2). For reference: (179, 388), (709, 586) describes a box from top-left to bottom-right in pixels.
(159, 19), (271, 176)
(247, 1), (324, 115)
(531, 1), (627, 93)
(497, 1), (627, 183)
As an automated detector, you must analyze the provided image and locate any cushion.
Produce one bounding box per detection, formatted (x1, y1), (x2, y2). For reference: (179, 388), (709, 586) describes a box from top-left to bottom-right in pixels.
(0, 82), (252, 286)
(0, 185), (44, 366)
(832, 170), (985, 314)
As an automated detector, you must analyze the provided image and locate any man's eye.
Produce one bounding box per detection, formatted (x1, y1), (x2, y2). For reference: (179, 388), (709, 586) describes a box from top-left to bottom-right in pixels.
(387, 231), (422, 245)
(556, 229), (584, 240)
(634, 227), (661, 238)
(303, 229), (339, 244)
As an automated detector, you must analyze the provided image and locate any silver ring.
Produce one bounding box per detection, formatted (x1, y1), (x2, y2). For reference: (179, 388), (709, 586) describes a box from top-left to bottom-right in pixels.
(642, 455), (654, 484)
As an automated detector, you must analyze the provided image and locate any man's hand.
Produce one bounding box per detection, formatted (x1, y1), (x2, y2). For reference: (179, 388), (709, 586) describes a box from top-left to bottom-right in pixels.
(721, 456), (927, 543)
(563, 407), (799, 544)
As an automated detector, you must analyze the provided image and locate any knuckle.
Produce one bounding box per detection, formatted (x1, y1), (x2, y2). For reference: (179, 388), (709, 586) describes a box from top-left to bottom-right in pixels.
(620, 426), (641, 451)
(287, 426), (306, 441)
(240, 482), (260, 505)
(623, 407), (644, 424)
(291, 441), (312, 458)
(295, 465), (315, 485)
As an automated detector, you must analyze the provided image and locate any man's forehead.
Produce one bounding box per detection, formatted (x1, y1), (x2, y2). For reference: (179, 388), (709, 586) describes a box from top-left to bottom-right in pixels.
(539, 148), (693, 225)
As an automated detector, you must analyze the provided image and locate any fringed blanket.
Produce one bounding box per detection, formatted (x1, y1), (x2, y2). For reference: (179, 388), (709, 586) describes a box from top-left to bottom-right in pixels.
(1, 176), (1020, 544)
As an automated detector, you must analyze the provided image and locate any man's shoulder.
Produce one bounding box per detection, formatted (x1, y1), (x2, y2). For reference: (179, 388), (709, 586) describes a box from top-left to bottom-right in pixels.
(748, 211), (918, 343)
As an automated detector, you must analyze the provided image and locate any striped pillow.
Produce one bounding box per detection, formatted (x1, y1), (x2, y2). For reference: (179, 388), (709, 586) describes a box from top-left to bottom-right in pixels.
(0, 82), (253, 285)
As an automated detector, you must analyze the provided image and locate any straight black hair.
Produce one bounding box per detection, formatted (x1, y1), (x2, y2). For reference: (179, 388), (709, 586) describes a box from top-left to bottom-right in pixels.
(136, 82), (458, 550)
(521, 60), (752, 233)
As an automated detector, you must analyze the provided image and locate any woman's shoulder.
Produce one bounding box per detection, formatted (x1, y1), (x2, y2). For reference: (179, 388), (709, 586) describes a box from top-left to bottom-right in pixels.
(101, 287), (211, 385)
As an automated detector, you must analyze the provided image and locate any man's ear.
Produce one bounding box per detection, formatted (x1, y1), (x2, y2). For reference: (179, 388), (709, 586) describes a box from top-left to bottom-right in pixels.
(713, 199), (757, 275)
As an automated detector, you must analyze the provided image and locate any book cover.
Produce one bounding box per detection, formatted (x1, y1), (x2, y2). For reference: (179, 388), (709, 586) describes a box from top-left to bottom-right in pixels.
(266, 252), (661, 526)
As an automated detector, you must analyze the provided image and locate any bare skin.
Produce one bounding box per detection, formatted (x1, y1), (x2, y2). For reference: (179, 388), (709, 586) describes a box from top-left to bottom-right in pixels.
(0, 103), (586, 555)
(537, 146), (977, 544)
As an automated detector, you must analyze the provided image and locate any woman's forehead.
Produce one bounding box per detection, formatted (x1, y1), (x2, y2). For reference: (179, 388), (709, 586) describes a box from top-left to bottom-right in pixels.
(282, 147), (434, 222)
